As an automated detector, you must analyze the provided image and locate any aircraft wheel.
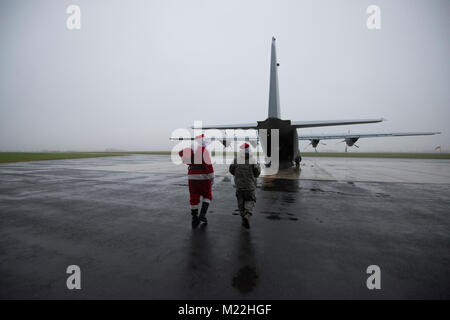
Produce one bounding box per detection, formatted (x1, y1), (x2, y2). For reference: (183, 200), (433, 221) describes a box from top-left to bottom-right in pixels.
(295, 155), (302, 167)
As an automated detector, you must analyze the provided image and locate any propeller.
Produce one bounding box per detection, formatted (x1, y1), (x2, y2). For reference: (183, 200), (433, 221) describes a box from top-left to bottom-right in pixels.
(307, 139), (326, 152)
(337, 140), (350, 152)
(338, 135), (360, 152)
(306, 142), (317, 152)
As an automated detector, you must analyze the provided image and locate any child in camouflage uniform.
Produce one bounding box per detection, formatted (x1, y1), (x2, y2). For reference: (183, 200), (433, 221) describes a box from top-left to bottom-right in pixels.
(229, 143), (261, 229)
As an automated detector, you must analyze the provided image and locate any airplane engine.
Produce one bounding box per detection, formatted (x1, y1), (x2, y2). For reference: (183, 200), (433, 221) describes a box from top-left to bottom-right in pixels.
(310, 139), (320, 148)
(220, 139), (231, 148)
(344, 137), (359, 146)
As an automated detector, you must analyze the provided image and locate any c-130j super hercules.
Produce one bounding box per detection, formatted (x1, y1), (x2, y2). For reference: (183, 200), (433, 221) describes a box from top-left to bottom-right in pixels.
(172, 37), (440, 169)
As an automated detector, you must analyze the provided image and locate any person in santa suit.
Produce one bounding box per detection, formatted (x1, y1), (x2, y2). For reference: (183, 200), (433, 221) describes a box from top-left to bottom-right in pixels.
(178, 134), (214, 228)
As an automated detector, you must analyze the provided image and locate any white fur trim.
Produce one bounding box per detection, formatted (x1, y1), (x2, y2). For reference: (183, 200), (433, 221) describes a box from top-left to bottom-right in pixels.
(188, 174), (212, 180)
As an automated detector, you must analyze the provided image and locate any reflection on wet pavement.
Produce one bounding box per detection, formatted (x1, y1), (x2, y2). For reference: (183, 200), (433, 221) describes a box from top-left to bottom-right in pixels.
(0, 154), (449, 299)
(260, 176), (300, 192)
(232, 265), (259, 294)
(231, 231), (259, 294)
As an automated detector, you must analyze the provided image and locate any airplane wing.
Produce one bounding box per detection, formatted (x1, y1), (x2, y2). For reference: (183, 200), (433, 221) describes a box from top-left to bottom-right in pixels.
(170, 136), (259, 148)
(298, 132), (441, 140)
(291, 118), (384, 128)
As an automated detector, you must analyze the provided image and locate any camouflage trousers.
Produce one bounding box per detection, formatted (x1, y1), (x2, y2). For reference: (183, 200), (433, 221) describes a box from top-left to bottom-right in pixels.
(236, 190), (256, 217)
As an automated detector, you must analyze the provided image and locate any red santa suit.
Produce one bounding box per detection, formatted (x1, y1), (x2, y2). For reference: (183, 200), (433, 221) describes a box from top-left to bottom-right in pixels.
(179, 135), (214, 209)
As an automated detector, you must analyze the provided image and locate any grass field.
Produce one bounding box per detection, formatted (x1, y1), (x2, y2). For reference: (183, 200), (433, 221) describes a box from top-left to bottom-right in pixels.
(0, 152), (133, 163)
(0, 151), (448, 163)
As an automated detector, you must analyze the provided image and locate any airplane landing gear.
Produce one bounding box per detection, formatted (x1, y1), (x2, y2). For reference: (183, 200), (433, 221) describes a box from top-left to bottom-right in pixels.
(295, 155), (301, 167)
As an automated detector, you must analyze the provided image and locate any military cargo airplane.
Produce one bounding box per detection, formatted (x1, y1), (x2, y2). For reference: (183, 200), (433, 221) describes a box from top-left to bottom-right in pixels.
(171, 37), (440, 168)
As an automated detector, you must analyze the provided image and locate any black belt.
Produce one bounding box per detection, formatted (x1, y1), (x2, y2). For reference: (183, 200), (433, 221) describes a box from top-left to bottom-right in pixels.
(189, 164), (206, 170)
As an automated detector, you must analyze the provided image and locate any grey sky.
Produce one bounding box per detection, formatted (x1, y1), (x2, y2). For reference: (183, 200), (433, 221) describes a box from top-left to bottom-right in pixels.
(0, 0), (448, 152)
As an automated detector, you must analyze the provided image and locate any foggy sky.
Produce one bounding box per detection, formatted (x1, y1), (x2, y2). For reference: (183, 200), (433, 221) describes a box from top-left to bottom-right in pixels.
(0, 0), (448, 152)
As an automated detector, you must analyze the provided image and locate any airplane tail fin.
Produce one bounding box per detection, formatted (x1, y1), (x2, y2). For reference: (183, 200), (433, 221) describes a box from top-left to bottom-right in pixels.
(268, 37), (281, 119)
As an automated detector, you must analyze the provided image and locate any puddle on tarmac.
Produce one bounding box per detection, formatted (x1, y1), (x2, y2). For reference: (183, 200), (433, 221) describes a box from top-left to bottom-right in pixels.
(260, 178), (300, 193)
(261, 211), (297, 222)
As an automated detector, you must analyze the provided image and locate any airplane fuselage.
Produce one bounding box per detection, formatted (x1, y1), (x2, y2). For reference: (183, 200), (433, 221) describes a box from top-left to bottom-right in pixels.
(257, 117), (300, 169)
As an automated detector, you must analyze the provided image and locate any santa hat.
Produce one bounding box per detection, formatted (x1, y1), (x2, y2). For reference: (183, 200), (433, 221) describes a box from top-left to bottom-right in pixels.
(195, 134), (205, 140)
(195, 133), (207, 147)
(240, 143), (250, 150)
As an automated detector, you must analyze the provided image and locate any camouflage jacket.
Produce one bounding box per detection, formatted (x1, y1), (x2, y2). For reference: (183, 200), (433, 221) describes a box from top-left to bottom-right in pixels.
(229, 152), (261, 191)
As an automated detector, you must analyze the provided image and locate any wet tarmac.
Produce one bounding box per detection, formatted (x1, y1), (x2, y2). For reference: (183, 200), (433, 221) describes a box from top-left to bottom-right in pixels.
(0, 155), (449, 299)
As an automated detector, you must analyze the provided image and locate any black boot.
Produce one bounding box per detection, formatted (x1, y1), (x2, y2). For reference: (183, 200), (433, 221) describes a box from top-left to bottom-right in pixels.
(199, 202), (209, 223)
(241, 211), (251, 229)
(191, 209), (200, 228)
